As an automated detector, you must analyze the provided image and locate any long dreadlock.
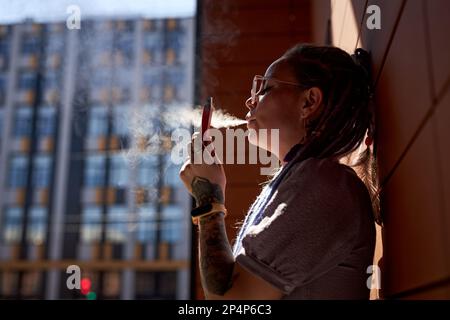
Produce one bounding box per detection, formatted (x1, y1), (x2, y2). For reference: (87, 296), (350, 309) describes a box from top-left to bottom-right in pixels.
(282, 44), (381, 225)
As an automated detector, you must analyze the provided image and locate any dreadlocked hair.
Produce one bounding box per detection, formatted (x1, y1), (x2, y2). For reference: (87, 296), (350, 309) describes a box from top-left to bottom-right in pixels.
(282, 44), (382, 226)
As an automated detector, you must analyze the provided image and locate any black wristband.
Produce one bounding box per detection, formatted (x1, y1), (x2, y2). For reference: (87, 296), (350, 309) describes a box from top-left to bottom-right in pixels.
(191, 203), (213, 218)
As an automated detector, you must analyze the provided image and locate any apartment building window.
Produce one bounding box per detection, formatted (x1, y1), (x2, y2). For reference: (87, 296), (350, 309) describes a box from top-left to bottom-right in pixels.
(137, 155), (158, 188)
(135, 272), (155, 299)
(8, 155), (29, 188)
(167, 32), (183, 51)
(36, 106), (56, 137)
(32, 155), (52, 188)
(157, 271), (177, 299)
(87, 106), (108, 137)
(18, 72), (37, 89)
(0, 109), (3, 136)
(163, 162), (180, 189)
(103, 272), (120, 298)
(0, 53), (9, 71)
(106, 206), (127, 243)
(166, 68), (184, 86)
(21, 37), (40, 54)
(84, 154), (106, 187)
(0, 73), (6, 104)
(91, 70), (110, 87)
(115, 20), (134, 32)
(46, 35), (65, 54)
(2, 207), (23, 243)
(0, 40), (9, 56)
(1, 272), (19, 297)
(27, 206), (47, 244)
(43, 71), (59, 89)
(112, 106), (129, 136)
(13, 107), (32, 137)
(161, 205), (182, 243)
(137, 205), (156, 243)
(116, 34), (134, 65)
(109, 154), (128, 187)
(21, 271), (42, 298)
(81, 206), (102, 243)
(143, 32), (163, 51)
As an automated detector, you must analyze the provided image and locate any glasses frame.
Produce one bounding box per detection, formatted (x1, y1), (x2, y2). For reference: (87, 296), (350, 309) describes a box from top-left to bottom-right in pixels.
(251, 75), (304, 104)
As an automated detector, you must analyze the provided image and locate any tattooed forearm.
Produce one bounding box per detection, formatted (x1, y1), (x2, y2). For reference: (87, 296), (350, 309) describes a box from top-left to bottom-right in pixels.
(198, 212), (235, 298)
(191, 177), (224, 206)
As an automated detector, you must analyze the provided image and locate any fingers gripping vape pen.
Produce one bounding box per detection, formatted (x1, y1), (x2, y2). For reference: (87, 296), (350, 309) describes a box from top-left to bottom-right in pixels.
(201, 97), (214, 151)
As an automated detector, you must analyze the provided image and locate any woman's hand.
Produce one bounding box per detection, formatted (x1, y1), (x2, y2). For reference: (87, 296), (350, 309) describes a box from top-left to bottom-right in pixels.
(179, 132), (226, 206)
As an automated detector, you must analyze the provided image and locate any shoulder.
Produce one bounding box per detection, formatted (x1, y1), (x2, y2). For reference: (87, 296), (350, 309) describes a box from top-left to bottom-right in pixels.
(277, 157), (372, 222)
(283, 157), (365, 193)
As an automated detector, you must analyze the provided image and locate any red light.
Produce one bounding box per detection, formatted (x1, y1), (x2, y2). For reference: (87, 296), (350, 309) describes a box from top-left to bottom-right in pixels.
(80, 278), (91, 295)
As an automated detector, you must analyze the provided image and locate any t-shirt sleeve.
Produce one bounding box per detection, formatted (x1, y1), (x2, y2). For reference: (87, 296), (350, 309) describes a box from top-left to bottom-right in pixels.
(235, 158), (365, 295)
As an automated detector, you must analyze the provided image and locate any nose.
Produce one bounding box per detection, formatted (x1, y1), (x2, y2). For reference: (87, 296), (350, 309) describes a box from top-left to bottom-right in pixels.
(245, 97), (256, 110)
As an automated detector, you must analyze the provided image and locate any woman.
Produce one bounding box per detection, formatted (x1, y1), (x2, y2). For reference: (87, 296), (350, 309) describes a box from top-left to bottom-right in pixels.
(180, 44), (379, 299)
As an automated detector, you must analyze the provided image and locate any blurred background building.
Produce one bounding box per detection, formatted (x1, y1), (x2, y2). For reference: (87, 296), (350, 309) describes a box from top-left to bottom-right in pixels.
(0, 0), (449, 300)
(0, 17), (194, 299)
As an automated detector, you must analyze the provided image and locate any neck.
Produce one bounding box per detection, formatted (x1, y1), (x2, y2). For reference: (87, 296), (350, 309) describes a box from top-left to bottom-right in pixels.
(275, 140), (302, 165)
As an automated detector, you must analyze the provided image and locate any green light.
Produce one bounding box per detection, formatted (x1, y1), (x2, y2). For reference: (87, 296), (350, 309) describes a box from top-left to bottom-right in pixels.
(86, 292), (97, 300)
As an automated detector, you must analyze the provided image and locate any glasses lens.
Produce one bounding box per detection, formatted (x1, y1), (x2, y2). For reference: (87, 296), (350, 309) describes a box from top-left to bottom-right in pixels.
(251, 76), (265, 103)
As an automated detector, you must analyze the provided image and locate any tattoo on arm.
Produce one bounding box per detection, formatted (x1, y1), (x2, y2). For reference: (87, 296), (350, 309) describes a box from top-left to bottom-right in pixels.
(191, 177), (224, 206)
(191, 177), (234, 297)
(199, 212), (235, 297)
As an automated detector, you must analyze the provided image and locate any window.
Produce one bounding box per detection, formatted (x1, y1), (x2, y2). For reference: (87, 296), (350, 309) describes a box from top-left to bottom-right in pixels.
(161, 205), (182, 243)
(91, 70), (110, 87)
(143, 32), (163, 51)
(17, 72), (37, 89)
(167, 32), (183, 51)
(103, 272), (120, 298)
(166, 68), (184, 86)
(116, 34), (134, 65)
(21, 271), (42, 297)
(1, 272), (19, 297)
(32, 155), (52, 188)
(112, 106), (129, 136)
(143, 69), (162, 86)
(157, 271), (177, 299)
(46, 35), (64, 53)
(0, 53), (9, 72)
(137, 205), (156, 243)
(106, 206), (127, 243)
(137, 156), (158, 187)
(0, 109), (3, 136)
(36, 106), (56, 137)
(0, 40), (9, 55)
(163, 161), (181, 188)
(109, 155), (128, 187)
(8, 155), (29, 188)
(27, 207), (47, 244)
(81, 206), (102, 242)
(21, 37), (40, 54)
(43, 71), (59, 89)
(0, 73), (7, 100)
(135, 272), (156, 298)
(84, 155), (105, 187)
(87, 106), (108, 137)
(13, 107), (32, 137)
(2, 207), (23, 243)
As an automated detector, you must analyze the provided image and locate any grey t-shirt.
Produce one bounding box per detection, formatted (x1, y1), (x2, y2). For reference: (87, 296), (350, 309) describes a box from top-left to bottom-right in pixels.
(233, 157), (376, 299)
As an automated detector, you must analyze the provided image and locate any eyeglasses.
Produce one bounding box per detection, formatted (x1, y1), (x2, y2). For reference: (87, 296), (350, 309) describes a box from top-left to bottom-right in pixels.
(250, 75), (304, 104)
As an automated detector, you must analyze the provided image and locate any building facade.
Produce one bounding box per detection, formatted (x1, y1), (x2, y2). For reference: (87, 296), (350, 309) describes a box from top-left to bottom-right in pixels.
(0, 17), (195, 299)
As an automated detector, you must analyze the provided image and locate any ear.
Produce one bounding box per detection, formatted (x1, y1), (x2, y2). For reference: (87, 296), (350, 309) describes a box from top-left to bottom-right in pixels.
(300, 87), (323, 119)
